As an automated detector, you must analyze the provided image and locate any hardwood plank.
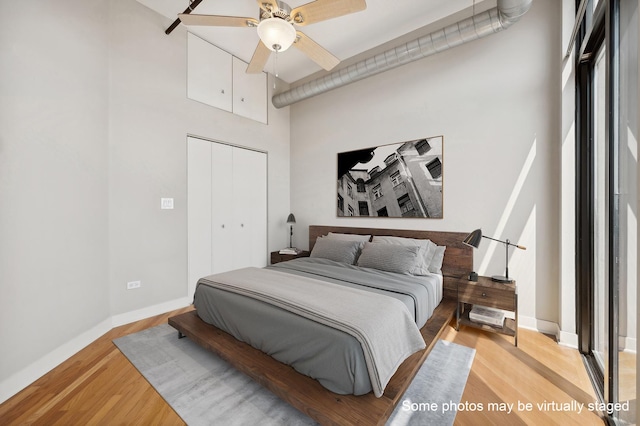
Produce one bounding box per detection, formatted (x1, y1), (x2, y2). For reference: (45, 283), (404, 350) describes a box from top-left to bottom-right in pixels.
(0, 304), (607, 425)
(0, 307), (192, 425)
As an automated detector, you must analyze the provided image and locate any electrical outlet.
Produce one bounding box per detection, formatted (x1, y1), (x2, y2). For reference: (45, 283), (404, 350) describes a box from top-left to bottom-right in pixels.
(127, 280), (141, 290)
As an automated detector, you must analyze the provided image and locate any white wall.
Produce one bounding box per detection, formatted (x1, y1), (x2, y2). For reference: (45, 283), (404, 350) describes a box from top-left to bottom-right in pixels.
(107, 0), (291, 316)
(0, 0), (111, 396)
(289, 0), (562, 327)
(0, 0), (291, 402)
(559, 0), (577, 346)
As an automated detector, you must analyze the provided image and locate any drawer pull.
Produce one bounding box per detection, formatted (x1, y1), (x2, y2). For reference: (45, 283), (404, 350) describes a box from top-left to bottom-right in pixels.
(482, 292), (487, 297)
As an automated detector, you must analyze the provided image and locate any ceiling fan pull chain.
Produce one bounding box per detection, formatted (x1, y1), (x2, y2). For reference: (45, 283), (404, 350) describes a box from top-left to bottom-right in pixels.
(274, 48), (279, 78)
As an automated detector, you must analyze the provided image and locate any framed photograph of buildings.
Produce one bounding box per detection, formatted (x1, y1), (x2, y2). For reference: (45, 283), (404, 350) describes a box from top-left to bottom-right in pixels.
(337, 136), (443, 218)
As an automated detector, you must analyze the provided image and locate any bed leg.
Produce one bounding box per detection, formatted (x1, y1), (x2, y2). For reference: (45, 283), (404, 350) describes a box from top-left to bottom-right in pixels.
(178, 331), (186, 339)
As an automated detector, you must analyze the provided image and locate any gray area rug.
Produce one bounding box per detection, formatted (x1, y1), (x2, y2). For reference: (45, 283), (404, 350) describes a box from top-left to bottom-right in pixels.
(114, 324), (475, 426)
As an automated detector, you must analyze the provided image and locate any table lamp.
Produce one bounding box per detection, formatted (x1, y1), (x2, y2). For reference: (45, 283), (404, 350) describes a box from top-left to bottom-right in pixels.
(462, 228), (526, 283)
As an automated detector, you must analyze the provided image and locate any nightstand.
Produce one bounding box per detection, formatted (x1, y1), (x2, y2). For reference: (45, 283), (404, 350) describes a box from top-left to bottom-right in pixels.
(456, 276), (518, 346)
(270, 250), (310, 265)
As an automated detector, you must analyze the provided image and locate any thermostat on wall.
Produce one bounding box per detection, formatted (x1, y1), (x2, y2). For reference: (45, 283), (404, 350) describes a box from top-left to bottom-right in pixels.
(161, 198), (174, 209)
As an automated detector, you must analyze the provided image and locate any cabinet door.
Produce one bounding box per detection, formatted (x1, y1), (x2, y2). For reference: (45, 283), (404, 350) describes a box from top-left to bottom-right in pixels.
(211, 143), (235, 274)
(232, 57), (268, 124)
(187, 137), (213, 300)
(187, 33), (232, 112)
(232, 147), (267, 269)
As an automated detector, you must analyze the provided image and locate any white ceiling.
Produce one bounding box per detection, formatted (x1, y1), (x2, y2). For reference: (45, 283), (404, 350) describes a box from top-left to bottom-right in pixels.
(136, 0), (476, 83)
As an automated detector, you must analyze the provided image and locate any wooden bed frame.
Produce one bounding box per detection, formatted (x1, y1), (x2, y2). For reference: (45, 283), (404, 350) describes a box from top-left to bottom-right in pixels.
(169, 225), (472, 425)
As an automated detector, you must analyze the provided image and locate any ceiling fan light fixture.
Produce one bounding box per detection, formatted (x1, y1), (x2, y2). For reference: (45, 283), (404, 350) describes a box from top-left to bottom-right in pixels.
(257, 17), (296, 52)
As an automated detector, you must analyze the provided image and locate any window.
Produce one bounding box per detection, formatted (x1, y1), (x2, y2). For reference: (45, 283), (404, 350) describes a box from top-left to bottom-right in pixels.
(415, 139), (432, 155)
(337, 194), (344, 212)
(390, 170), (402, 187)
(358, 201), (369, 216)
(347, 184), (353, 197)
(397, 194), (414, 214)
(383, 153), (397, 166)
(347, 205), (354, 216)
(575, 2), (637, 423)
(372, 184), (382, 199)
(377, 207), (388, 217)
(356, 178), (366, 192)
(426, 158), (442, 179)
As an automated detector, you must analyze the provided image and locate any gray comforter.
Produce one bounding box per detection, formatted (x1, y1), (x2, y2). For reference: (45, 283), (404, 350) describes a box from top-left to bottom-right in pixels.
(193, 258), (442, 396)
(271, 257), (442, 328)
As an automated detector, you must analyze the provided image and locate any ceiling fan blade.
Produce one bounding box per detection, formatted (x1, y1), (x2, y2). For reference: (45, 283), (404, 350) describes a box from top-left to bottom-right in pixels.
(291, 0), (366, 26)
(246, 41), (272, 73)
(293, 31), (339, 71)
(256, 0), (280, 14)
(178, 14), (258, 27)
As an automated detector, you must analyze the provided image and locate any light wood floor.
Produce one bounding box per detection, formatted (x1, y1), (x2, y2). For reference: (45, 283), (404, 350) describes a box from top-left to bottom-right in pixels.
(0, 306), (605, 425)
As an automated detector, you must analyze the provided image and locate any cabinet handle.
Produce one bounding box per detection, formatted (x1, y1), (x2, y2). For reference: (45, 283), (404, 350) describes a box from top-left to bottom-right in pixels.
(221, 224), (225, 229)
(221, 89), (225, 94)
(482, 292), (487, 297)
(240, 223), (244, 227)
(241, 97), (245, 102)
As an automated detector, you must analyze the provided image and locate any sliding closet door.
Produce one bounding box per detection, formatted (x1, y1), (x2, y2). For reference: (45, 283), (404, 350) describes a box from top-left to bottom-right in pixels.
(187, 137), (213, 300)
(211, 142), (234, 274)
(187, 136), (268, 300)
(232, 147), (267, 269)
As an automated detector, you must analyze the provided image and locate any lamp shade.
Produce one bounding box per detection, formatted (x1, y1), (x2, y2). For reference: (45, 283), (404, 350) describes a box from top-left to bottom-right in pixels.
(463, 229), (482, 248)
(257, 17), (296, 52)
(286, 213), (296, 224)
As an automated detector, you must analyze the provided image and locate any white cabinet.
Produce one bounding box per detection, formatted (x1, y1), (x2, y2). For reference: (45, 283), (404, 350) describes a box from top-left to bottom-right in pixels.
(187, 137), (268, 299)
(187, 33), (232, 112)
(187, 34), (268, 123)
(232, 57), (268, 124)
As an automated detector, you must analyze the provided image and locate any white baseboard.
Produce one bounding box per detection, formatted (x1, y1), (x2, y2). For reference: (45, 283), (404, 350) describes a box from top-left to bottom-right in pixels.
(558, 330), (579, 348)
(111, 297), (192, 327)
(619, 336), (637, 354)
(518, 315), (558, 335)
(0, 317), (112, 405)
(517, 315), (579, 348)
(0, 297), (191, 405)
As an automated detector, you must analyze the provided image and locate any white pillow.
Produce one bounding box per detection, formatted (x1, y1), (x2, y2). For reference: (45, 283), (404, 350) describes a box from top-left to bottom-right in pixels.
(356, 242), (421, 275)
(325, 232), (371, 242)
(428, 246), (446, 273)
(371, 236), (436, 276)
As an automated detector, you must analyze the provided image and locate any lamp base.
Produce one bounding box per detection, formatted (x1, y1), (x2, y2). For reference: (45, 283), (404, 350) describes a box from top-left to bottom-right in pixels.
(491, 275), (515, 283)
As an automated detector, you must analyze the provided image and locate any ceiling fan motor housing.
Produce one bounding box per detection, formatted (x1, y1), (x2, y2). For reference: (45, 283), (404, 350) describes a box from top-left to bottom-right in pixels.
(261, 1), (292, 20)
(258, 1), (296, 52)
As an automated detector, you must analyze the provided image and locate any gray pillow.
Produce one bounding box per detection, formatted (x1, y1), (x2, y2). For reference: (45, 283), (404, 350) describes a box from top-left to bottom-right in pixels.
(371, 236), (436, 275)
(428, 246), (446, 273)
(325, 232), (371, 242)
(356, 242), (421, 274)
(310, 237), (363, 264)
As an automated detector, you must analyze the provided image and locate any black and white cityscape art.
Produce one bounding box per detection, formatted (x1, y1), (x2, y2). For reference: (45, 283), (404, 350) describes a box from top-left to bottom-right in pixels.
(337, 136), (443, 218)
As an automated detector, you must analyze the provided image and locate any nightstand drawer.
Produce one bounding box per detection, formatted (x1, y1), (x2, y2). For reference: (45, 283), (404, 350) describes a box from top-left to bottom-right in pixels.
(458, 285), (516, 311)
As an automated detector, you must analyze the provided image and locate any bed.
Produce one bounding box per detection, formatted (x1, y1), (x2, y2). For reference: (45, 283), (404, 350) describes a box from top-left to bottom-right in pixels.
(169, 225), (473, 425)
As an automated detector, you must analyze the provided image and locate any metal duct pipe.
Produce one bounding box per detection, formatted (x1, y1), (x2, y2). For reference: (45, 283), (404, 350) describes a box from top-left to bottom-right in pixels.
(272, 0), (532, 108)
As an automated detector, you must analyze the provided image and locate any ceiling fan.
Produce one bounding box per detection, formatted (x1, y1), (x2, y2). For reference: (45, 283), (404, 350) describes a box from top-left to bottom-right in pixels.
(178, 0), (367, 74)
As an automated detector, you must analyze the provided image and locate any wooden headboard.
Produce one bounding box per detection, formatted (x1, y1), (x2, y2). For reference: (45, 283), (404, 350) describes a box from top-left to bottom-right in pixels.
(309, 225), (473, 299)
